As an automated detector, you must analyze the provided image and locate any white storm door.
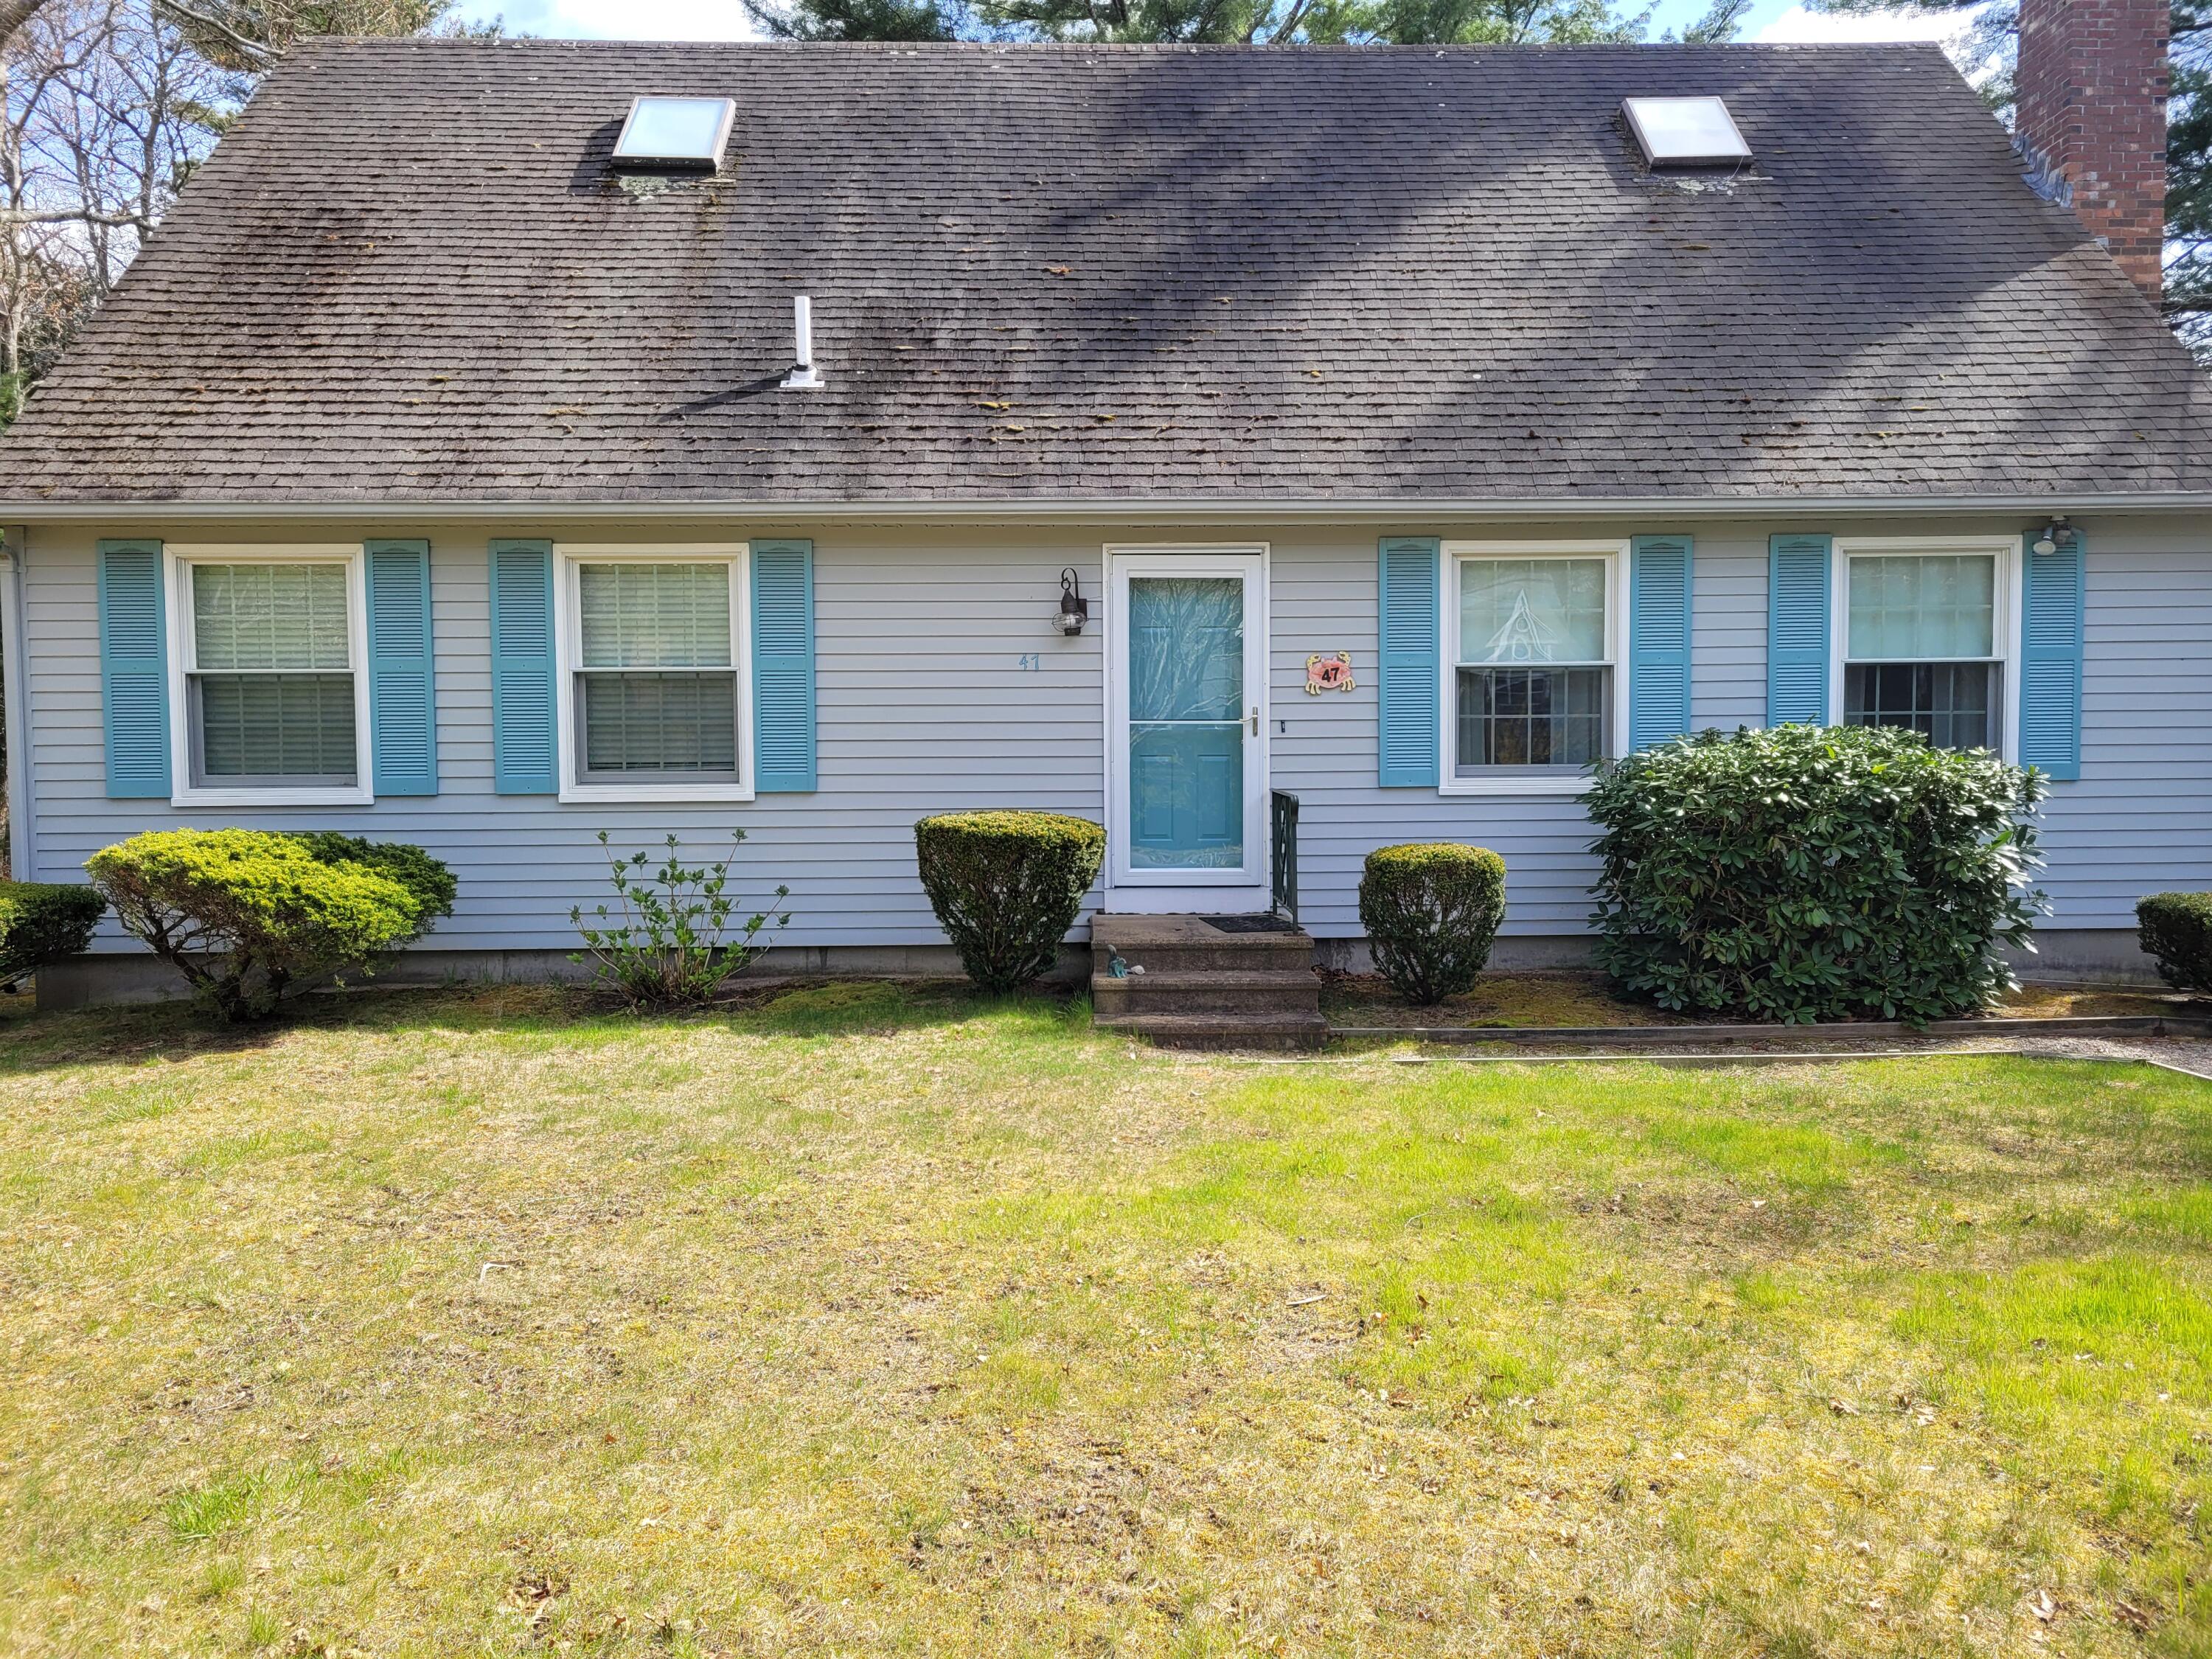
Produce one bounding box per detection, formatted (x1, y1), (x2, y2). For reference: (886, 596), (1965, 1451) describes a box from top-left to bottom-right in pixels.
(1105, 548), (1267, 901)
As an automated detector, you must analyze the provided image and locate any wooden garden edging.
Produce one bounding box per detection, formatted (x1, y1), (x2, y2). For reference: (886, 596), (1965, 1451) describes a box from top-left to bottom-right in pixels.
(1328, 1013), (2212, 1046)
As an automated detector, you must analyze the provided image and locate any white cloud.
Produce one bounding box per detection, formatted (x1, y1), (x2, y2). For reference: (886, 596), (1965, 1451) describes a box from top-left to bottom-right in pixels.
(1753, 4), (1976, 45)
(466, 0), (762, 41)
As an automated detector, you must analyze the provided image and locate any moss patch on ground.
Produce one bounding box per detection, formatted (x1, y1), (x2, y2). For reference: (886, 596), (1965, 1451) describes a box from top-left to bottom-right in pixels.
(2, 983), (2210, 1655)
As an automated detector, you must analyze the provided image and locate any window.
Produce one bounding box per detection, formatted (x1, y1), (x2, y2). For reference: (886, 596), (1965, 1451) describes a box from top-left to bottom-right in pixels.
(1444, 543), (1629, 793)
(169, 549), (370, 806)
(1839, 546), (2010, 753)
(611, 97), (734, 167)
(1621, 96), (1750, 166)
(556, 547), (751, 803)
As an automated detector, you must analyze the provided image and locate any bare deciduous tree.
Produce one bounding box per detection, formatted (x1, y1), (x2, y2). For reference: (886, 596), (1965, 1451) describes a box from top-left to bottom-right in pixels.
(1, 0), (233, 413)
(0, 0), (490, 421)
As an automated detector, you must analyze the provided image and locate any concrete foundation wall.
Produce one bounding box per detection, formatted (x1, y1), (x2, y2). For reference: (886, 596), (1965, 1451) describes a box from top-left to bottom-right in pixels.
(35, 926), (2164, 1012)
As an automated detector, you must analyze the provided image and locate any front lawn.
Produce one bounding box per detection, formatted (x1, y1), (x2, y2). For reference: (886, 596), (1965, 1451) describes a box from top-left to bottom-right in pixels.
(3, 983), (2210, 1656)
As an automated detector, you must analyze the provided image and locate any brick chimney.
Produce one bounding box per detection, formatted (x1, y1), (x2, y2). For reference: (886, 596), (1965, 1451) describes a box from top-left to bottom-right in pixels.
(2015, 0), (2171, 305)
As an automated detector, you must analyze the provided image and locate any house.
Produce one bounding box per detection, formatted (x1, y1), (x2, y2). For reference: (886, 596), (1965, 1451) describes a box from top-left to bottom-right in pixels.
(4, 1), (2210, 1008)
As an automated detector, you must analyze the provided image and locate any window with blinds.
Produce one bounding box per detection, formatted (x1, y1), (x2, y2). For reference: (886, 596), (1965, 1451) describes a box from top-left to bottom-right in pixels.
(186, 561), (359, 785)
(573, 561), (740, 778)
(1842, 552), (2000, 751)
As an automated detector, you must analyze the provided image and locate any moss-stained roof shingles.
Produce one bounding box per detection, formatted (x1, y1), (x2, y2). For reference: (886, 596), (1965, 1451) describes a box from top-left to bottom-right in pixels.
(6, 37), (2211, 504)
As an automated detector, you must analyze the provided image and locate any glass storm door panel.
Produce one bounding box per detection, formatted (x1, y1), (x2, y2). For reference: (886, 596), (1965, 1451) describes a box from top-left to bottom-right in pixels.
(1127, 574), (1247, 871)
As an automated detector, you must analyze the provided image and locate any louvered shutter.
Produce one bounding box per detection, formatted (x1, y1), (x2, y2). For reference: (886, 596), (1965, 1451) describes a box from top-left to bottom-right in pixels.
(751, 539), (816, 792)
(489, 539), (557, 794)
(1377, 538), (1440, 787)
(2020, 530), (2085, 781)
(98, 538), (170, 798)
(366, 539), (437, 796)
(1767, 534), (1832, 726)
(1629, 535), (1694, 750)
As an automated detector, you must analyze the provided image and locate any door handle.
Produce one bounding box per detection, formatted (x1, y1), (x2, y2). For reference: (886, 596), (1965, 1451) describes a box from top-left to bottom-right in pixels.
(1248, 707), (1259, 736)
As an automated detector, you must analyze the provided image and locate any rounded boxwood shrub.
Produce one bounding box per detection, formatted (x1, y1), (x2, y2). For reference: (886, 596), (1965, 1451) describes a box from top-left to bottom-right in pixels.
(1357, 843), (1508, 1005)
(0, 881), (105, 987)
(1585, 724), (2046, 1025)
(85, 829), (455, 1021)
(2137, 892), (2212, 991)
(916, 811), (1105, 993)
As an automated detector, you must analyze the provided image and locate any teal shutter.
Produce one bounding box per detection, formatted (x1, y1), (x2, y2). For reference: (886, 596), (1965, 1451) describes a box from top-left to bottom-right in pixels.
(1377, 537), (1441, 787)
(751, 538), (816, 791)
(2020, 529), (2085, 781)
(489, 539), (557, 794)
(365, 539), (437, 796)
(1629, 535), (1694, 750)
(97, 538), (170, 798)
(1767, 534), (1832, 726)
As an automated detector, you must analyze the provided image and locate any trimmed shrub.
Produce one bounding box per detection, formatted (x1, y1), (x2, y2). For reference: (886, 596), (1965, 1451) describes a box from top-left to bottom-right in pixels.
(85, 829), (454, 1021)
(1585, 724), (2046, 1025)
(571, 831), (791, 1009)
(916, 810), (1105, 993)
(0, 882), (105, 986)
(2138, 892), (2212, 991)
(1357, 843), (1508, 1004)
(293, 831), (459, 928)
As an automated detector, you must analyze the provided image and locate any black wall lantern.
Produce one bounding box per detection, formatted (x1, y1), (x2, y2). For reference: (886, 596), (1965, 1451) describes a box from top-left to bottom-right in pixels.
(1055, 566), (1089, 635)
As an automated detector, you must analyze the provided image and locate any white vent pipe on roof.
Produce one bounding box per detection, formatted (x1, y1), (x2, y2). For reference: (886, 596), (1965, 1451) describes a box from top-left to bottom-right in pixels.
(781, 294), (824, 391)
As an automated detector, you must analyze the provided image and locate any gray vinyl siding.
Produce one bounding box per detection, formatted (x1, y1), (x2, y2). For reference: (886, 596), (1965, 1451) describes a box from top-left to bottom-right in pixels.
(18, 512), (2212, 954)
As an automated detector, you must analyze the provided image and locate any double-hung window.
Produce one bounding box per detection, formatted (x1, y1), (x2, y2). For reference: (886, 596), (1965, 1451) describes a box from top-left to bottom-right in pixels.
(1444, 542), (1629, 792)
(556, 546), (752, 803)
(1837, 540), (2015, 754)
(170, 548), (371, 806)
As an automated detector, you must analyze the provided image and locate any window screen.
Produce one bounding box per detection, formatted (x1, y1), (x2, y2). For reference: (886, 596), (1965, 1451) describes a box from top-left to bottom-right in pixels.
(1454, 557), (1612, 771)
(574, 562), (739, 777)
(1843, 553), (2000, 751)
(187, 562), (357, 784)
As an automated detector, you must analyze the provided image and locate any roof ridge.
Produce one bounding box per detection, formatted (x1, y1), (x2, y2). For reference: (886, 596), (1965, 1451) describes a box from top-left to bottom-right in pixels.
(293, 35), (1947, 55)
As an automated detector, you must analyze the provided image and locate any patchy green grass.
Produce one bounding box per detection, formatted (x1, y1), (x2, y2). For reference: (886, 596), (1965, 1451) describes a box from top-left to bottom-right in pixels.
(1, 982), (2210, 1656)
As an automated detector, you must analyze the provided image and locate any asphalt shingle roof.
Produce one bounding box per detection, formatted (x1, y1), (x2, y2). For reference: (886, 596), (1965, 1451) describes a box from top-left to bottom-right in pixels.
(6, 36), (2211, 505)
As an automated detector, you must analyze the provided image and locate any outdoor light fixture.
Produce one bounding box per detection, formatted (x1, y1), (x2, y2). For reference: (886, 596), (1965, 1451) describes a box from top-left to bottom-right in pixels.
(2033, 516), (2078, 556)
(1055, 567), (1089, 635)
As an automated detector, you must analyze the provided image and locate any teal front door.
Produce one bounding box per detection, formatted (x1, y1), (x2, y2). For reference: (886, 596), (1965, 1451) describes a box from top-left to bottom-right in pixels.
(1107, 549), (1267, 905)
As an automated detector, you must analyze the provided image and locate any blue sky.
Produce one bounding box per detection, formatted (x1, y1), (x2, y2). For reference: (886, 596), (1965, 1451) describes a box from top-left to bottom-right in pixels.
(455, 0), (1974, 48)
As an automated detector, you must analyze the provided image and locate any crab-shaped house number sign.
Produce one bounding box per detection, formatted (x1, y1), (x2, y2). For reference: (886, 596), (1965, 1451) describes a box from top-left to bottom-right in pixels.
(1305, 652), (1354, 695)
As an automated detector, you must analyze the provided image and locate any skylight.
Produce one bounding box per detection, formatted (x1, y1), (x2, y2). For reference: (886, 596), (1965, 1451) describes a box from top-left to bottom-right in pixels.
(1622, 97), (1750, 167)
(612, 97), (735, 167)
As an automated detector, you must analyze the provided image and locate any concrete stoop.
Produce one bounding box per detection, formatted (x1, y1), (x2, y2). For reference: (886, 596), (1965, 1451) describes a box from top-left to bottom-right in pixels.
(1090, 914), (1327, 1051)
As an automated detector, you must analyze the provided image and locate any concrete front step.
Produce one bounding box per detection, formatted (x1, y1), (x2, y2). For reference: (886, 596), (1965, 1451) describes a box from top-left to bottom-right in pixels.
(1092, 968), (1323, 1020)
(1094, 1009), (1331, 1052)
(1088, 913), (1324, 1048)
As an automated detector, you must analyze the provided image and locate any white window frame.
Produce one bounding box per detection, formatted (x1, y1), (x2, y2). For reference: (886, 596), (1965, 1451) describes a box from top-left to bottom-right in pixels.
(1831, 536), (2022, 762)
(554, 543), (754, 805)
(1439, 539), (1632, 798)
(164, 543), (372, 809)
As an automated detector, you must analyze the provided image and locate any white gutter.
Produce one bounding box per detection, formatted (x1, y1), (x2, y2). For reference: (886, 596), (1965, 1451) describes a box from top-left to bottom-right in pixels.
(0, 493), (2207, 524)
(0, 526), (34, 883)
